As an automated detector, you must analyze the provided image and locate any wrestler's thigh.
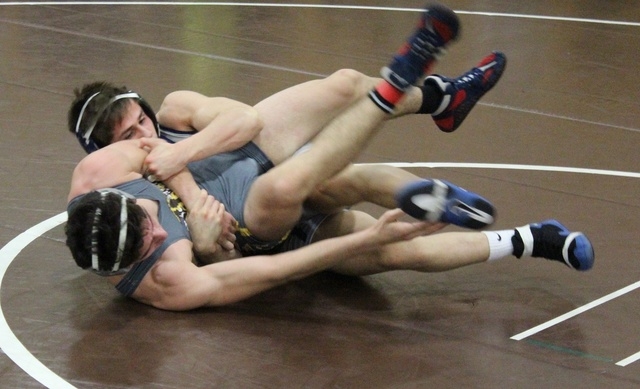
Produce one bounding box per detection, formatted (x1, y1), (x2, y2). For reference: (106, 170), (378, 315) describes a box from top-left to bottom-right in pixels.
(252, 69), (374, 165)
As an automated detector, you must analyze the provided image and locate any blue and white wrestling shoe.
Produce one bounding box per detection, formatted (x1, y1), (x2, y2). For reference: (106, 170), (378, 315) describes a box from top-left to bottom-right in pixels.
(514, 220), (595, 271)
(395, 179), (495, 229)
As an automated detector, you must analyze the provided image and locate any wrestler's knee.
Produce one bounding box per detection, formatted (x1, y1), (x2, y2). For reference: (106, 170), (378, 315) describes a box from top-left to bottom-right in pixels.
(324, 68), (370, 102)
(252, 172), (310, 210)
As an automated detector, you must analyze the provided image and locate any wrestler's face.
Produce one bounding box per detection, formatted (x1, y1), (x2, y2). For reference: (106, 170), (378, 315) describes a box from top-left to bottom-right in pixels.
(137, 204), (168, 261)
(111, 100), (158, 142)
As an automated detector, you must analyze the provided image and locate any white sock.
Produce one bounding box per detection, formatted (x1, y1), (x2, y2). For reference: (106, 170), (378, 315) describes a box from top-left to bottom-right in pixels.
(482, 230), (515, 261)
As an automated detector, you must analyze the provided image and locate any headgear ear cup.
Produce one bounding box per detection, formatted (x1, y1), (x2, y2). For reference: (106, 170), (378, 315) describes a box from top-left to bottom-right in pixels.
(74, 91), (102, 153)
(136, 96), (161, 136)
(77, 134), (101, 153)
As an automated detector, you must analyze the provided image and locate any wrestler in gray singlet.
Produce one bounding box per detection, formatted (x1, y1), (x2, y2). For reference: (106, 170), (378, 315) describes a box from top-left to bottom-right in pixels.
(68, 177), (190, 296)
(69, 142), (328, 296)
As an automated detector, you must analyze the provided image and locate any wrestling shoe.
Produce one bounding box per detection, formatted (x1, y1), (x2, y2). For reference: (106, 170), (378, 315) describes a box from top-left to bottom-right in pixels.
(381, 3), (460, 91)
(426, 51), (506, 132)
(395, 179), (495, 229)
(513, 220), (595, 271)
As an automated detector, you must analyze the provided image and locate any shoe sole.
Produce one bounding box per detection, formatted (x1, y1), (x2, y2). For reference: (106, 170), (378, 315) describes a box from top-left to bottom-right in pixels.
(541, 219), (595, 271)
(395, 179), (495, 229)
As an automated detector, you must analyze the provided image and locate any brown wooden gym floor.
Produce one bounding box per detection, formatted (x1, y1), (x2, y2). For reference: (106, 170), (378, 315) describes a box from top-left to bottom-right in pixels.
(1, 1), (639, 388)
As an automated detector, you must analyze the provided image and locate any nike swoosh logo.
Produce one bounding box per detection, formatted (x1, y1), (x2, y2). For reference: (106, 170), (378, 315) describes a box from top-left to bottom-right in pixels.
(450, 201), (494, 224)
(497, 233), (502, 241)
(478, 60), (497, 72)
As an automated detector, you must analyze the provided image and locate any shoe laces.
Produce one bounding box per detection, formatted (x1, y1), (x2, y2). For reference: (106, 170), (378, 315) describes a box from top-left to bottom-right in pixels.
(453, 67), (487, 91)
(411, 35), (443, 60)
(411, 15), (452, 60)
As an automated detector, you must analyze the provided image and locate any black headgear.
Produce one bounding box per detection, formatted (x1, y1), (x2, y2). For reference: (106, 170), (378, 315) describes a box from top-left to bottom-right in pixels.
(74, 91), (160, 153)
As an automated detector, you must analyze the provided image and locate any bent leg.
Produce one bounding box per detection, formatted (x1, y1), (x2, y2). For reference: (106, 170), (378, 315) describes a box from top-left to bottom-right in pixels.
(245, 97), (390, 240)
(304, 164), (419, 213)
(306, 163), (496, 230)
(244, 5), (459, 240)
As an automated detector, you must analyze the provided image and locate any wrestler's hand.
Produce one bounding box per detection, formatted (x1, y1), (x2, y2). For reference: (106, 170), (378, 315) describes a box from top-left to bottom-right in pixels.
(219, 209), (238, 251)
(139, 137), (188, 180)
(368, 209), (445, 246)
(186, 190), (230, 259)
(187, 189), (237, 253)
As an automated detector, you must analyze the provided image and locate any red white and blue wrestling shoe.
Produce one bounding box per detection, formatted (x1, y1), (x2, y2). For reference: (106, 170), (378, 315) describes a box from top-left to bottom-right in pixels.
(426, 51), (507, 132)
(381, 3), (460, 91)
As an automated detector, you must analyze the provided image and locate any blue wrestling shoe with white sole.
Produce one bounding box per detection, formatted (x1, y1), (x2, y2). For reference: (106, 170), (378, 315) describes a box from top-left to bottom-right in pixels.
(513, 220), (595, 271)
(395, 179), (495, 229)
(425, 51), (507, 132)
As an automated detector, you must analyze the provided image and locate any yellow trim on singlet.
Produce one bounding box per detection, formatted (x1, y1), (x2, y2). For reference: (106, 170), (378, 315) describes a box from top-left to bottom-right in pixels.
(236, 227), (291, 253)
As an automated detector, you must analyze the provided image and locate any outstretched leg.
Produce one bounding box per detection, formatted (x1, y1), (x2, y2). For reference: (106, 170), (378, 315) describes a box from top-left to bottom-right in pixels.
(252, 51), (505, 165)
(252, 69), (425, 166)
(252, 69), (380, 166)
(315, 210), (595, 276)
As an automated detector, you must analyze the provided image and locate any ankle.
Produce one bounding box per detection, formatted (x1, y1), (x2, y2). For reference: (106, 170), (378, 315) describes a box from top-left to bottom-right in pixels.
(512, 225), (535, 258)
(482, 230), (516, 261)
(417, 80), (444, 114)
(369, 81), (405, 113)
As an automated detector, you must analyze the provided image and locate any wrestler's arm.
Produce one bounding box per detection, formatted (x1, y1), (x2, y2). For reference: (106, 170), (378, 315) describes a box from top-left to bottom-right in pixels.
(67, 140), (148, 200)
(87, 142), (239, 255)
(66, 135), (205, 209)
(67, 139), (235, 265)
(67, 139), (202, 207)
(131, 209), (431, 311)
(183, 188), (240, 262)
(159, 166), (237, 254)
(141, 91), (264, 180)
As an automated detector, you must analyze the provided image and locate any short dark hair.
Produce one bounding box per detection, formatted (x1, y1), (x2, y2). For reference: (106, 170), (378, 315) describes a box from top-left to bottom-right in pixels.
(68, 82), (133, 152)
(65, 190), (147, 274)
(68, 82), (160, 153)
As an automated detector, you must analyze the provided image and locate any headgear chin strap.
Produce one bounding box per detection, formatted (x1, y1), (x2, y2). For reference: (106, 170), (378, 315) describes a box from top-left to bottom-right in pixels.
(90, 188), (136, 276)
(74, 91), (160, 153)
